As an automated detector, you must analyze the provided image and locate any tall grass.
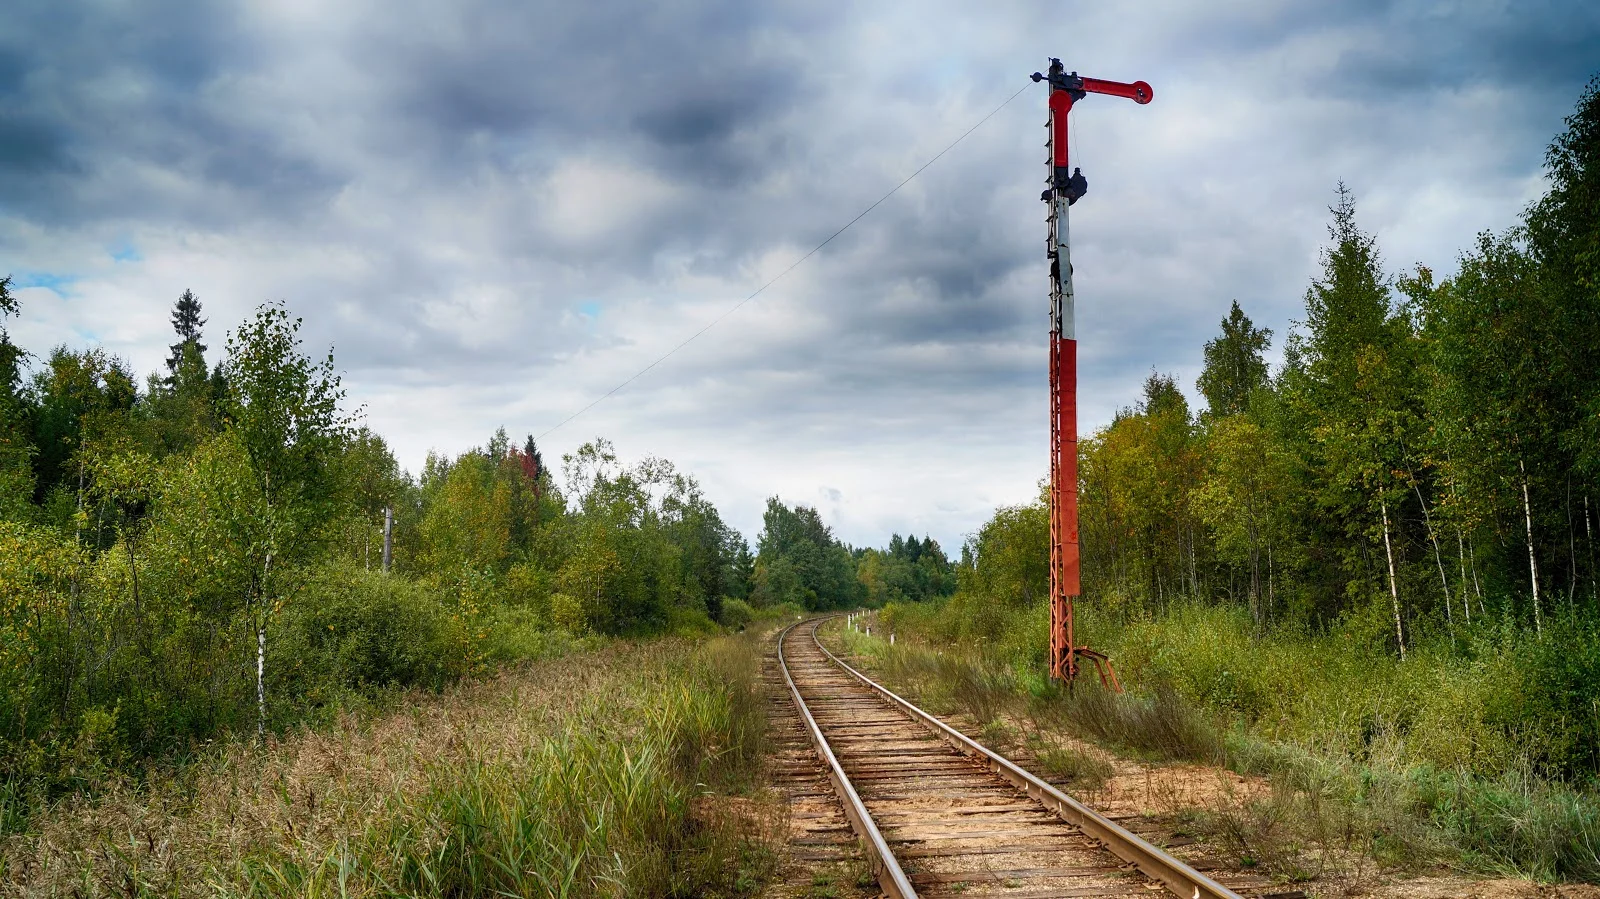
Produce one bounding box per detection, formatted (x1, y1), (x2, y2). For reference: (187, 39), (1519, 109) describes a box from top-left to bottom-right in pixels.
(0, 634), (775, 898)
(837, 625), (1220, 764)
(846, 606), (1600, 883)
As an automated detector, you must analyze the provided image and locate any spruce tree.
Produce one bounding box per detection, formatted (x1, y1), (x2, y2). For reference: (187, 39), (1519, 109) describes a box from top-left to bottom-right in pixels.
(1287, 184), (1423, 653)
(165, 289), (206, 380)
(1197, 301), (1272, 419)
(151, 290), (219, 452)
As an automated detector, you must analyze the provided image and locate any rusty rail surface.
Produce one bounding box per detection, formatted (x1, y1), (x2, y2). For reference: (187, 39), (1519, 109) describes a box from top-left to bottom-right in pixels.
(779, 615), (1263, 899)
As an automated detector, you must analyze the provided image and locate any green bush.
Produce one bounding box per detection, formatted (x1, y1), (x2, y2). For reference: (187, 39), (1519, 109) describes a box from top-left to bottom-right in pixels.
(666, 603), (719, 637)
(718, 597), (755, 630)
(480, 607), (604, 663)
(751, 600), (805, 623)
(273, 562), (462, 708)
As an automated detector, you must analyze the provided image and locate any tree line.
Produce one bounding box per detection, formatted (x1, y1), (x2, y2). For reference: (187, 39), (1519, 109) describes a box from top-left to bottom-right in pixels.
(1066, 78), (1600, 654)
(0, 287), (953, 809)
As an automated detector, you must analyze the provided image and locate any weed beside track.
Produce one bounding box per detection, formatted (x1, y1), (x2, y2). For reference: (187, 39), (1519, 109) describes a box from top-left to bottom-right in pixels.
(0, 634), (778, 898)
(831, 614), (1600, 892)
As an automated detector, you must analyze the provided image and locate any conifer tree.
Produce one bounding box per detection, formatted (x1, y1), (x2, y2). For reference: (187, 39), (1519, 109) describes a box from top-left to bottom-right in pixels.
(150, 289), (219, 452)
(1286, 184), (1423, 655)
(1197, 301), (1272, 419)
(165, 289), (206, 380)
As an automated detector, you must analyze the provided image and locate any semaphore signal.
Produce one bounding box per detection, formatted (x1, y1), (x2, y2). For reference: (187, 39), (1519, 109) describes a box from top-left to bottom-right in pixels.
(1033, 58), (1152, 688)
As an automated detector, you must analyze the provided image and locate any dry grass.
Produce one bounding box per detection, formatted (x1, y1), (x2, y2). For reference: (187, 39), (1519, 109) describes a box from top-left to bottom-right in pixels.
(1032, 744), (1115, 792)
(0, 634), (776, 898)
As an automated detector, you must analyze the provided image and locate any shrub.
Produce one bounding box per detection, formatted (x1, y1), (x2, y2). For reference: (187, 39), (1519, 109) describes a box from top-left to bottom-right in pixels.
(1035, 745), (1114, 790)
(549, 591), (586, 633)
(667, 603), (719, 637)
(718, 597), (755, 630)
(273, 561), (461, 708)
(751, 600), (805, 623)
(480, 606), (604, 663)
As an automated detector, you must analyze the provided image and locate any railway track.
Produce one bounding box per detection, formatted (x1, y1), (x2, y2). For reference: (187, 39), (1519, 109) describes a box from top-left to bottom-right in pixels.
(777, 616), (1292, 899)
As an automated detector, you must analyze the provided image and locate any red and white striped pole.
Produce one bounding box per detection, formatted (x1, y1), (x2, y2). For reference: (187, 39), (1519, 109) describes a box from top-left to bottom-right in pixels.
(1034, 60), (1150, 686)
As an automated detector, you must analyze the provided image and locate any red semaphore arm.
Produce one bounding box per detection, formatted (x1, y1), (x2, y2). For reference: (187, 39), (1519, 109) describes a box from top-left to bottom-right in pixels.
(1080, 77), (1153, 104)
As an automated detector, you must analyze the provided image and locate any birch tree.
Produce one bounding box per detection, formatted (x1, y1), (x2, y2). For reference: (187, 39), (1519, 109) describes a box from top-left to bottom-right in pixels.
(1423, 234), (1562, 632)
(220, 302), (351, 739)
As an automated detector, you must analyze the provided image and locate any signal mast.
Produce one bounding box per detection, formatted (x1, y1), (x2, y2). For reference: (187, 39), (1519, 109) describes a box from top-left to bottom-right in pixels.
(1033, 59), (1152, 686)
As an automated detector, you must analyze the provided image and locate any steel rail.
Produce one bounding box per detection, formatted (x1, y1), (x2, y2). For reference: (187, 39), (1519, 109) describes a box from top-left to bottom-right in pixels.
(808, 617), (1245, 899)
(776, 618), (919, 899)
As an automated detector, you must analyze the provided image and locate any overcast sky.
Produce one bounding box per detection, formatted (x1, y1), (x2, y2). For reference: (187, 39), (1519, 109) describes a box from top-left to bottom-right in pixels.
(2, 1), (1596, 552)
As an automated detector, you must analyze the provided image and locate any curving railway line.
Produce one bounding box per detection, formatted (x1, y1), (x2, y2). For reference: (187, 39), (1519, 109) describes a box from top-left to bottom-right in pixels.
(774, 616), (1297, 899)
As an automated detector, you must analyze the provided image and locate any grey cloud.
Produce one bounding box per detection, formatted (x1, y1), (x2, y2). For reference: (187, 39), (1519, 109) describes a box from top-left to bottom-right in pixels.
(0, 110), (75, 177)
(1, 0), (1596, 550)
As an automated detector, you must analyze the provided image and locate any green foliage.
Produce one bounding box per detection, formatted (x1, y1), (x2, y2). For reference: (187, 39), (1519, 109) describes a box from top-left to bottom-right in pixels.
(0, 295), (769, 825)
(1197, 300), (1272, 419)
(164, 288), (206, 379)
(753, 497), (860, 610)
(1061, 111), (1600, 654)
(667, 603), (720, 637)
(28, 346), (140, 505)
(855, 538), (953, 606)
(480, 607), (602, 663)
(0, 520), (86, 785)
(221, 301), (353, 549)
(1193, 415), (1291, 625)
(1525, 76), (1600, 488)
(146, 290), (221, 456)
(957, 497), (1048, 610)
(0, 277), (32, 522)
(718, 597), (755, 630)
(1080, 372), (1205, 609)
(272, 562), (465, 704)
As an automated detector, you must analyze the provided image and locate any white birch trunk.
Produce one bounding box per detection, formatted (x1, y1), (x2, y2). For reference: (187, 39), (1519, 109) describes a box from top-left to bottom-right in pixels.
(1413, 482), (1452, 627)
(1568, 478), (1577, 604)
(1456, 528), (1471, 625)
(1520, 459), (1542, 636)
(1189, 525), (1198, 599)
(256, 622), (266, 742)
(256, 551), (273, 742)
(1267, 537), (1275, 612)
(1381, 497), (1405, 659)
(1587, 494), (1596, 600)
(1470, 537), (1486, 616)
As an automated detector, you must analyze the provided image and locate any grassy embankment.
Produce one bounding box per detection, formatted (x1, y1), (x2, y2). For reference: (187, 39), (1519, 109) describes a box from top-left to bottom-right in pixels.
(837, 600), (1600, 885)
(0, 631), (779, 898)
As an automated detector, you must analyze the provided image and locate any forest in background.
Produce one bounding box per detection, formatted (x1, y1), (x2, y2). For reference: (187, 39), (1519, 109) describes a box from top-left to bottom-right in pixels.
(0, 283), (955, 822)
(1068, 69), (1599, 650)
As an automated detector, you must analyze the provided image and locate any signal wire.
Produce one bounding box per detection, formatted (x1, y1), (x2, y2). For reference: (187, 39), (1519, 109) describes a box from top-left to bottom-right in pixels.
(536, 80), (1033, 441)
